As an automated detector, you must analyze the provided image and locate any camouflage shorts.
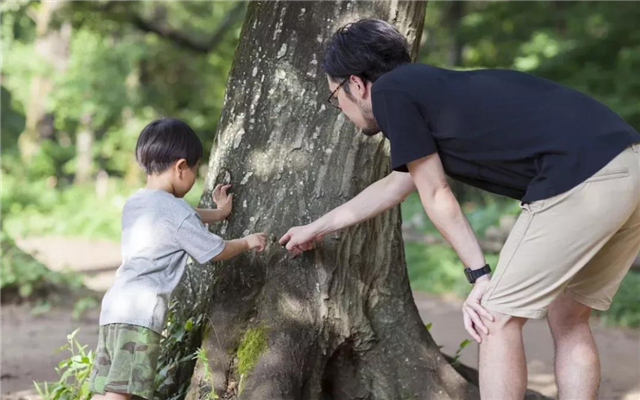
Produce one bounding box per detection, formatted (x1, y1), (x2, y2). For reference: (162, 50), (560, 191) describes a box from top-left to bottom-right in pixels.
(89, 324), (161, 399)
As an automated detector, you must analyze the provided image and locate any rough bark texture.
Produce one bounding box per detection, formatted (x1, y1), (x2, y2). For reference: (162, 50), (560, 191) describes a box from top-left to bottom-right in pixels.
(175, 2), (545, 400)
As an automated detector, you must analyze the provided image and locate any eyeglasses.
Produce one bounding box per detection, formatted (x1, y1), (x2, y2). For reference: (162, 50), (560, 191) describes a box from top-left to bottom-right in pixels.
(326, 78), (349, 109)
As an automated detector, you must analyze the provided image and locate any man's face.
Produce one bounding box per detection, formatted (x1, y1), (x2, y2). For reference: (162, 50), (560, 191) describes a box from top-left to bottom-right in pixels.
(327, 76), (380, 136)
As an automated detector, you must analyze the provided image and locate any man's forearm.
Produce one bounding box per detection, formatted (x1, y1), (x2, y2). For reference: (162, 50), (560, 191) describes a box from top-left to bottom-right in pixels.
(312, 172), (415, 235)
(421, 187), (486, 270)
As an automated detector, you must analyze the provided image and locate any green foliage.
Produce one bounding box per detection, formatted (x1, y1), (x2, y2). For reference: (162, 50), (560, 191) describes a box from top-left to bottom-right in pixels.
(451, 339), (471, 367)
(402, 192), (519, 239)
(1, 170), (130, 240)
(597, 271), (640, 328)
(72, 296), (99, 321)
(422, 1), (640, 128)
(1, 1), (243, 193)
(0, 229), (83, 301)
(155, 300), (206, 400)
(192, 348), (219, 400)
(50, 28), (139, 132)
(34, 329), (94, 400)
(31, 302), (212, 400)
(404, 242), (499, 298)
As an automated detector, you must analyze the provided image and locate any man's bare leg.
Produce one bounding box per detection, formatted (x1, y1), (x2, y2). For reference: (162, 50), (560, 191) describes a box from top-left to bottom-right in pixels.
(548, 294), (599, 400)
(479, 311), (528, 399)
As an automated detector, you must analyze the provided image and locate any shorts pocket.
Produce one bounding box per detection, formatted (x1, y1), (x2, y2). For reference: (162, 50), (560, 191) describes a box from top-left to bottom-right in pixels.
(585, 167), (629, 183)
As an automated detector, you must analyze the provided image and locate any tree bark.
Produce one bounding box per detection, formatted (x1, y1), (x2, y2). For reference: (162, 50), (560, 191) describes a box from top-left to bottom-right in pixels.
(173, 2), (549, 400)
(18, 0), (71, 161)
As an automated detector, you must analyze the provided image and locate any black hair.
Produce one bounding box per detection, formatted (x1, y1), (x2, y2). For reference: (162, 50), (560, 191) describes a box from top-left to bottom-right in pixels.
(322, 18), (411, 90)
(135, 117), (203, 175)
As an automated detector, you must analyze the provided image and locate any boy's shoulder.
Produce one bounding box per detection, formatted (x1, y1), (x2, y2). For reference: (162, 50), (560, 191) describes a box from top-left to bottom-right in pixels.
(125, 189), (196, 223)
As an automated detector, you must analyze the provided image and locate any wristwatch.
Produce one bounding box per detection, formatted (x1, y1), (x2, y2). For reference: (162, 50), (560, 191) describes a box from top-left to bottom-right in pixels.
(464, 264), (491, 284)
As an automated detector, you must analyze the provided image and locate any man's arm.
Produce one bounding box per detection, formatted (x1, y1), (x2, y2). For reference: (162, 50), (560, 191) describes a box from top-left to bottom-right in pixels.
(407, 153), (493, 342)
(279, 171), (415, 252)
(407, 153), (485, 270)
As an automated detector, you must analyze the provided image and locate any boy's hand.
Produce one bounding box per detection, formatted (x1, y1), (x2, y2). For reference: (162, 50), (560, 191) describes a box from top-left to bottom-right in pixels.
(212, 184), (233, 217)
(246, 232), (267, 252)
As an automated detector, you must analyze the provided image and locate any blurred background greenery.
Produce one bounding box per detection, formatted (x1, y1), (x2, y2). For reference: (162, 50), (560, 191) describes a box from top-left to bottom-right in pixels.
(2, 1), (639, 327)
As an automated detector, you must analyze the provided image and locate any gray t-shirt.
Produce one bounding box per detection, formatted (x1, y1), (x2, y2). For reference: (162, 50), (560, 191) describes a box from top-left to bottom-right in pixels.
(99, 189), (225, 333)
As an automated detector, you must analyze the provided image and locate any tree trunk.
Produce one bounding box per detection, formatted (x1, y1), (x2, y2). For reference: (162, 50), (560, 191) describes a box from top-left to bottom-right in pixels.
(445, 1), (464, 67)
(172, 2), (548, 400)
(74, 113), (94, 184)
(18, 0), (71, 161)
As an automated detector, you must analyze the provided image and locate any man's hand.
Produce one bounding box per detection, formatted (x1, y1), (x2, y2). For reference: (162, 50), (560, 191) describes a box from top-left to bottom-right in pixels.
(212, 184), (232, 217)
(462, 276), (495, 343)
(279, 224), (324, 256)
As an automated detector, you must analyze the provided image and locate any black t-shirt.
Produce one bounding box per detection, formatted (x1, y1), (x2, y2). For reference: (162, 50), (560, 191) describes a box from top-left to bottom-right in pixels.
(371, 64), (640, 202)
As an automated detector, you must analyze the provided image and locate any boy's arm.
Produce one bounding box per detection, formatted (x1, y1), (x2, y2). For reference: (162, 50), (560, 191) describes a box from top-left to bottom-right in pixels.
(211, 238), (249, 261)
(210, 233), (267, 262)
(196, 208), (229, 224)
(196, 184), (233, 224)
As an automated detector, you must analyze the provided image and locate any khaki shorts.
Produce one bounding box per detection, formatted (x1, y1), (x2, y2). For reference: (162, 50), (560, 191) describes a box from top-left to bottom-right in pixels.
(482, 144), (640, 319)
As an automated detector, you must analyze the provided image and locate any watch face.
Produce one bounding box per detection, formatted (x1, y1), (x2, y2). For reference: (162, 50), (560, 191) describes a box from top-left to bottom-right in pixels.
(464, 268), (473, 283)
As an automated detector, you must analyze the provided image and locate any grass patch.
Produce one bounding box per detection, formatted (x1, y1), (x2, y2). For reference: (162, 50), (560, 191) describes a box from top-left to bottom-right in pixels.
(237, 325), (268, 377)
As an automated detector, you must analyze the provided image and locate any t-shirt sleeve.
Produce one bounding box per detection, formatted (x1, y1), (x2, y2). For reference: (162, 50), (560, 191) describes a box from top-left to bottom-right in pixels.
(176, 213), (226, 264)
(372, 89), (438, 172)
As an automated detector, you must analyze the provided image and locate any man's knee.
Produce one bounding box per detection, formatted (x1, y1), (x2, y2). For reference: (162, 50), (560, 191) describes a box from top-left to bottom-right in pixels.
(548, 294), (592, 334)
(482, 310), (527, 338)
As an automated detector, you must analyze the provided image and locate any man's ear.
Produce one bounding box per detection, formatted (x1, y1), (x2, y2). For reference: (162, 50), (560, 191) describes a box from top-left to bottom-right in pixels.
(349, 75), (368, 99)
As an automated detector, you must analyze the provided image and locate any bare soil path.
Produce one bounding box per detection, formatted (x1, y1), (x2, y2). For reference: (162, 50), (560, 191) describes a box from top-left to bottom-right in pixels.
(2, 236), (638, 399)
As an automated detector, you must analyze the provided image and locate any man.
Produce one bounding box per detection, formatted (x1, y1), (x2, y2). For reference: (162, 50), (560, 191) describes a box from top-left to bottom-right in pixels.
(279, 19), (640, 399)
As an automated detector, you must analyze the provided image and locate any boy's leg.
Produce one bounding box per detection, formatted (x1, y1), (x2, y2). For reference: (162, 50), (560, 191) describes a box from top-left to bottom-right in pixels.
(479, 312), (528, 400)
(548, 294), (599, 400)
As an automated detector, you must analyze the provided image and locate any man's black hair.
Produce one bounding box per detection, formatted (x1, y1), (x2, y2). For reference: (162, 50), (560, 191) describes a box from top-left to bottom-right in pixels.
(135, 117), (203, 175)
(322, 18), (411, 92)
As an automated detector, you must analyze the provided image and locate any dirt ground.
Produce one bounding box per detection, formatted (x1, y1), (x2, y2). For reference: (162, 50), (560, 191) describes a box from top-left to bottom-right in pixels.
(2, 236), (639, 399)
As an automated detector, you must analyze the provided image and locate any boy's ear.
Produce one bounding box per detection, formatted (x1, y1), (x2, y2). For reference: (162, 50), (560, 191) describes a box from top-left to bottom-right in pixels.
(175, 159), (188, 171)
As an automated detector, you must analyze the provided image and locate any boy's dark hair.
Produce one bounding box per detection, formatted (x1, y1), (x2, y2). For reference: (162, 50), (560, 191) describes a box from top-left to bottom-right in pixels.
(135, 118), (203, 175)
(322, 18), (411, 90)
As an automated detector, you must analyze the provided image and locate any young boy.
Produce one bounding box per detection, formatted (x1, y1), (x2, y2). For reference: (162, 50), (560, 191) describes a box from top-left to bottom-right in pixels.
(89, 118), (266, 400)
